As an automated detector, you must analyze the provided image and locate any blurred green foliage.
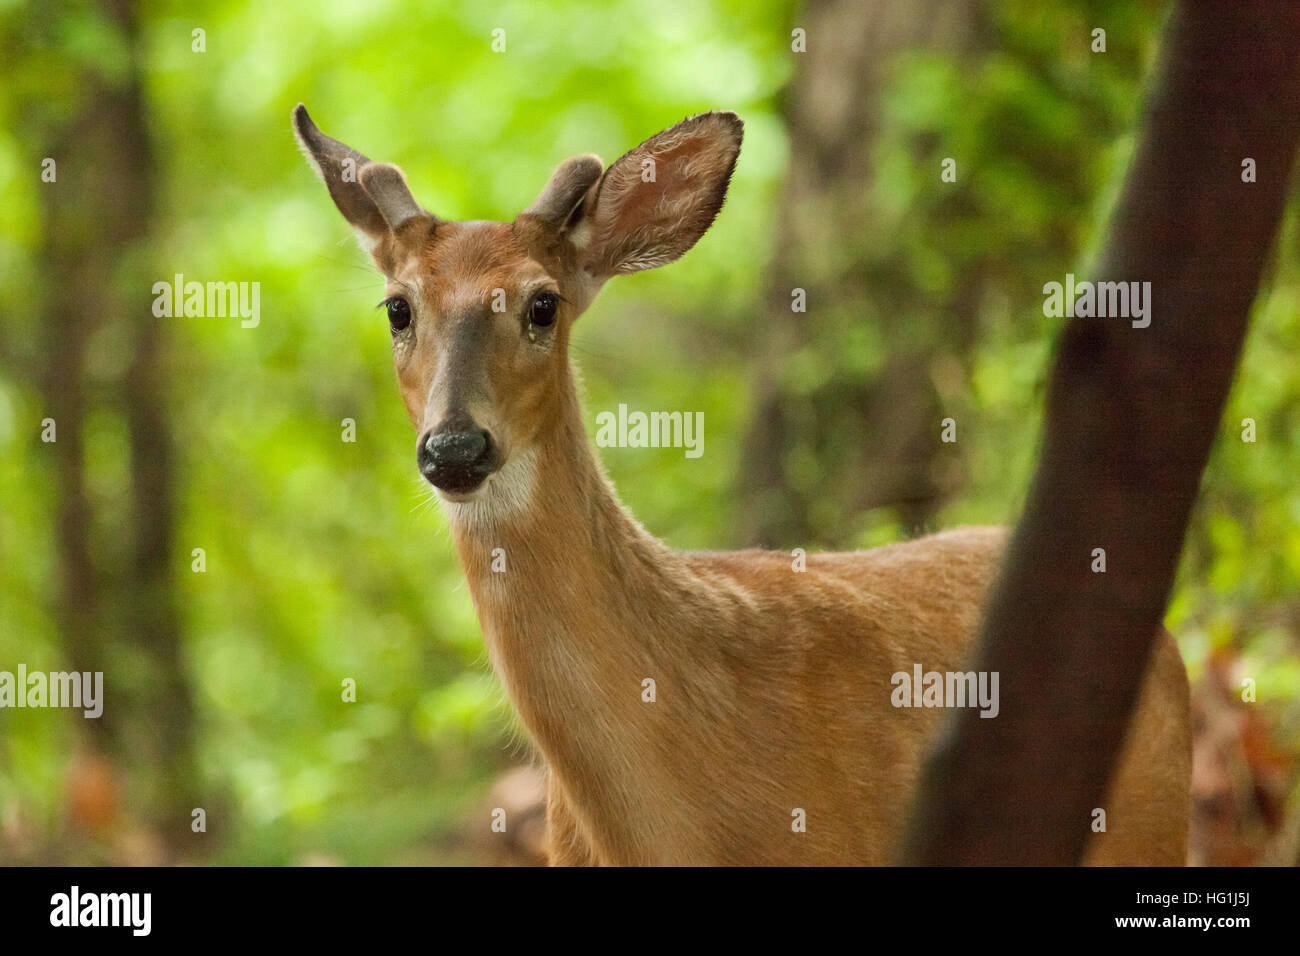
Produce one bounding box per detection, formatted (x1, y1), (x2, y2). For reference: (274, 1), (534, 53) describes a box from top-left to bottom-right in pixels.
(0, 0), (1296, 864)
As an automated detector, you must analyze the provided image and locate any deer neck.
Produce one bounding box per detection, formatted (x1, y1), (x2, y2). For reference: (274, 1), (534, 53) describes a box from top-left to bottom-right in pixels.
(440, 375), (699, 859)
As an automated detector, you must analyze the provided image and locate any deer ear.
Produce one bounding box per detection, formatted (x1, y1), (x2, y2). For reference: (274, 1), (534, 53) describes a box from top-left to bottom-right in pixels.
(522, 154), (604, 229)
(567, 111), (742, 278)
(292, 104), (433, 248)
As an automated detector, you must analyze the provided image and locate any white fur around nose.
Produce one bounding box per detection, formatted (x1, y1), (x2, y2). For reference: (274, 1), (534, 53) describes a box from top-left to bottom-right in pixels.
(438, 445), (539, 528)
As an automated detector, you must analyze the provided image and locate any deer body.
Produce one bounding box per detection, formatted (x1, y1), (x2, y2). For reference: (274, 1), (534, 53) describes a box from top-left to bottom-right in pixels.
(294, 106), (1191, 865)
(450, 401), (1188, 866)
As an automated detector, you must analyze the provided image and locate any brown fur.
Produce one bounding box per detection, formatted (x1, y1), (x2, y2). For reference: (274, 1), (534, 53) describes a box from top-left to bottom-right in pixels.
(296, 108), (1192, 865)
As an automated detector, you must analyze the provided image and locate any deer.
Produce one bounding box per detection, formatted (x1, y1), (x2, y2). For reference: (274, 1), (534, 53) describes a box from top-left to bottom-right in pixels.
(292, 104), (1191, 866)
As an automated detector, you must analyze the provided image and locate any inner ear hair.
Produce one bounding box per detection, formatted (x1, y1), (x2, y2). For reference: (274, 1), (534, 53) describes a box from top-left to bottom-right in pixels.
(522, 154), (604, 229)
(577, 110), (743, 277)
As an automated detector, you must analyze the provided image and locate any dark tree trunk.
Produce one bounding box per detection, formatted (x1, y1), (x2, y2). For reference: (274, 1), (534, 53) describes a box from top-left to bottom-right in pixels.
(32, 0), (199, 858)
(901, 0), (1300, 865)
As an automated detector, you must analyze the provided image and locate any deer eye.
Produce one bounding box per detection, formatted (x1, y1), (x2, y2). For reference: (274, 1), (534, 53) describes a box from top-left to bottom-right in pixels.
(529, 292), (559, 328)
(385, 297), (411, 332)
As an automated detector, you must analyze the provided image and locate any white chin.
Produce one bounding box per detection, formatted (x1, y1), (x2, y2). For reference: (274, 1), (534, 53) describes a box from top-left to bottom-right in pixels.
(434, 484), (486, 504)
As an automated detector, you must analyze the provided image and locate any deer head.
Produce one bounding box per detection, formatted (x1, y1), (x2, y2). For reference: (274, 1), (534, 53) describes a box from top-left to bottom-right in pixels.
(293, 104), (742, 506)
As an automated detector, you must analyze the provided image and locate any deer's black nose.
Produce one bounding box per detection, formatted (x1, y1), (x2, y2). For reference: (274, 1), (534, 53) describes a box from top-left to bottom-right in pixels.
(418, 422), (496, 493)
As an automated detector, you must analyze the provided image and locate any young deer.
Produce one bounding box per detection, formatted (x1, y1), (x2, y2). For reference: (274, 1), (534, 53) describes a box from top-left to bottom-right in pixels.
(293, 105), (1191, 865)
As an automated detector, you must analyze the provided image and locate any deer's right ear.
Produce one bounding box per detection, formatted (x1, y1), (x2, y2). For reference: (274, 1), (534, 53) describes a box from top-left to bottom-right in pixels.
(292, 104), (431, 249)
(564, 111), (743, 279)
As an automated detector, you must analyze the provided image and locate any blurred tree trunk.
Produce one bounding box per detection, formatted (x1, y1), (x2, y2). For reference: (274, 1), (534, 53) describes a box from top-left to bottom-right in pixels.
(901, 0), (1300, 865)
(34, 0), (198, 858)
(736, 0), (986, 548)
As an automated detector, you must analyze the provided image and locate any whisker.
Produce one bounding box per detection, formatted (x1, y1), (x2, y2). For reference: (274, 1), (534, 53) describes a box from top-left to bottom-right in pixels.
(314, 252), (379, 275)
(570, 341), (625, 364)
(409, 475), (443, 518)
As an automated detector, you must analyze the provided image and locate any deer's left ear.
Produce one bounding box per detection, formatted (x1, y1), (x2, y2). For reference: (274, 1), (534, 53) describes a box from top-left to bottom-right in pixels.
(292, 103), (432, 250)
(565, 111), (743, 278)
